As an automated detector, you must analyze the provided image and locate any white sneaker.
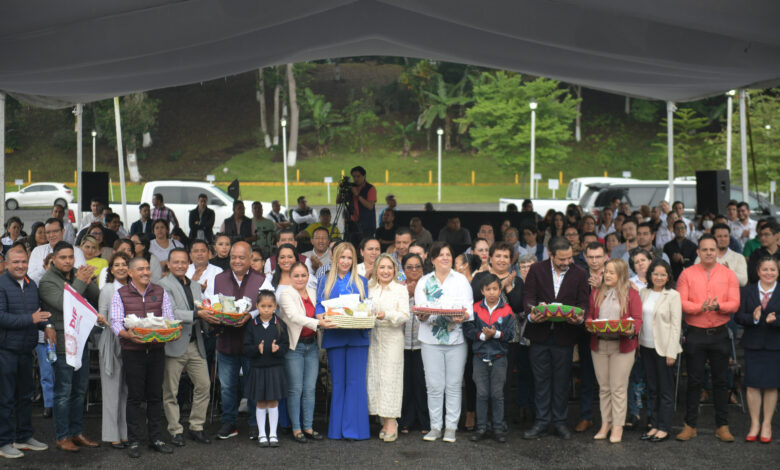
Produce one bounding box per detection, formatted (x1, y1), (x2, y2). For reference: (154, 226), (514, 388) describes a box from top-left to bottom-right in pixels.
(238, 398), (248, 414)
(0, 444), (24, 459)
(423, 429), (441, 441)
(442, 428), (457, 443)
(14, 437), (48, 451)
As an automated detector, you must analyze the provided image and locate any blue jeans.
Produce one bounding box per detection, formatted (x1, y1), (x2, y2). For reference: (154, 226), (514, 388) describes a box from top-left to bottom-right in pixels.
(0, 349), (34, 446)
(217, 352), (256, 427)
(53, 351), (89, 441)
(627, 353), (646, 418)
(473, 355), (507, 431)
(284, 341), (319, 432)
(35, 343), (55, 408)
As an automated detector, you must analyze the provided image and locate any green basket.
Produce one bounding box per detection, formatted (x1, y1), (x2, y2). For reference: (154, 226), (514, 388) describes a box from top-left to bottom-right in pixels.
(532, 304), (583, 322)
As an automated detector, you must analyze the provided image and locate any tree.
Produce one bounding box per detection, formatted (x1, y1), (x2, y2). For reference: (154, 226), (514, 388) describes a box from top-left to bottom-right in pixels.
(286, 63), (299, 166)
(299, 88), (342, 156)
(342, 96), (379, 154)
(93, 93), (159, 182)
(385, 121), (417, 156)
(419, 75), (472, 150)
(653, 107), (715, 175)
(462, 72), (579, 170)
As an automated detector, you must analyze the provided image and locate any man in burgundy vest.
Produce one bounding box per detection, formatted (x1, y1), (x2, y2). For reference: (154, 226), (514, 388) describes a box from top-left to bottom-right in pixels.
(111, 257), (175, 459)
(212, 241), (265, 440)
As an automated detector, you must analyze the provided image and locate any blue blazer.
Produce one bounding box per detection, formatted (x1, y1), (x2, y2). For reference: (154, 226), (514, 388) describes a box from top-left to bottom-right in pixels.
(734, 283), (780, 351)
(129, 219), (153, 237)
(0, 271), (44, 353)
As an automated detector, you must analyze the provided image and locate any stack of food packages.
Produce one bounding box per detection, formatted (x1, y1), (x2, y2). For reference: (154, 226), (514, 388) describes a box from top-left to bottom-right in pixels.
(322, 294), (375, 328)
(124, 314), (182, 343)
(195, 294), (253, 326)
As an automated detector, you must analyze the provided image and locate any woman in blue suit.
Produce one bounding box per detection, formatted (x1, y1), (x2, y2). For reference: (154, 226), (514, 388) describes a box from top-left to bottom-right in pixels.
(315, 242), (370, 440)
(734, 256), (780, 444)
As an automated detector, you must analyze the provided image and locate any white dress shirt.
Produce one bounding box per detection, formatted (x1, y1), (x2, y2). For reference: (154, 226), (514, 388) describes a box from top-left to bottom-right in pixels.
(29, 244), (86, 285)
(186, 263), (224, 297)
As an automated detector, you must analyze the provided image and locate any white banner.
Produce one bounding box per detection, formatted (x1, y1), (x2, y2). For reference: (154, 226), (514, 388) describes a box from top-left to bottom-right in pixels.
(63, 283), (98, 371)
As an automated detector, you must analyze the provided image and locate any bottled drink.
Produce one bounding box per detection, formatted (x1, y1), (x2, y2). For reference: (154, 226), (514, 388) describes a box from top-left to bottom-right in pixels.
(46, 339), (57, 363)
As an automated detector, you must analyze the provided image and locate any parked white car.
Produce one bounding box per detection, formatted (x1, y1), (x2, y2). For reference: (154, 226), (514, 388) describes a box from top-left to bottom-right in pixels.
(5, 182), (74, 210)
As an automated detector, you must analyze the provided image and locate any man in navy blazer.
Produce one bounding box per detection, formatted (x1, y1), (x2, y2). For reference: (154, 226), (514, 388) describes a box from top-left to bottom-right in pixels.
(522, 237), (589, 440)
(129, 203), (154, 237)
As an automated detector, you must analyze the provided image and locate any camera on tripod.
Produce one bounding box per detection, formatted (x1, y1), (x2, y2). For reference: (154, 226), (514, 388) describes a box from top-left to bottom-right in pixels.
(338, 176), (357, 202)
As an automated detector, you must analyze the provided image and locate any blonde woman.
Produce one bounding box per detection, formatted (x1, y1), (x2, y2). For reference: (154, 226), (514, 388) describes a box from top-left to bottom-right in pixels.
(586, 258), (642, 443)
(314, 242), (370, 440)
(367, 254), (410, 442)
(81, 235), (108, 282)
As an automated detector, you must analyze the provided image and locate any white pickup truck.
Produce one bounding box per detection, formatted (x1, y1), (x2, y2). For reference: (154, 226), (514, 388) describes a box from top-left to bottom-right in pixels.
(73, 180), (278, 232)
(499, 177), (639, 214)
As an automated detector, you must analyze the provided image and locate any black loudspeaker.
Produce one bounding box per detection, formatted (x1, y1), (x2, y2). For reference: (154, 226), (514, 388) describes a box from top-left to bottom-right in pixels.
(80, 172), (109, 212)
(696, 170), (730, 215)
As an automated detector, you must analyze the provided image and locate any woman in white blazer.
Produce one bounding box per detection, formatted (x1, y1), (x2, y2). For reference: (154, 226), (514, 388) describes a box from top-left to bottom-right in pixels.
(366, 254), (411, 442)
(278, 262), (335, 443)
(638, 260), (683, 442)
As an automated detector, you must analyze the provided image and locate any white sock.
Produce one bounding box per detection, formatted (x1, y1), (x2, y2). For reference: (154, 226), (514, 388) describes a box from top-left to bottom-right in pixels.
(256, 407), (267, 438)
(267, 406), (279, 438)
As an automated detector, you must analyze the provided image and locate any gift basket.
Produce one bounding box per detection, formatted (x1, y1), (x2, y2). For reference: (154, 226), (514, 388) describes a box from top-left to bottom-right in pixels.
(585, 318), (635, 338)
(124, 314), (182, 343)
(322, 294), (375, 329)
(195, 294), (253, 326)
(531, 303), (583, 322)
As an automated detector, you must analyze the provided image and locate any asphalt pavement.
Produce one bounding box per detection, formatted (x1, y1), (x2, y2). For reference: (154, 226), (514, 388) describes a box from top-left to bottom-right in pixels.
(9, 395), (779, 469)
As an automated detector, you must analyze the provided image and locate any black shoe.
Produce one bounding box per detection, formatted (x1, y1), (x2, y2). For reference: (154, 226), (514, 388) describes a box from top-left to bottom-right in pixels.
(217, 422), (238, 440)
(111, 442), (128, 449)
(494, 431), (508, 443)
(523, 424), (548, 440)
(170, 434), (185, 447)
(640, 432), (655, 441)
(293, 432), (308, 444)
(651, 434), (670, 443)
(269, 437), (279, 448)
(469, 430), (487, 442)
(128, 442), (141, 459)
(554, 425), (572, 440)
(303, 430), (324, 441)
(149, 440), (173, 454)
(188, 430), (211, 444)
(249, 428), (259, 441)
(42, 407), (52, 418)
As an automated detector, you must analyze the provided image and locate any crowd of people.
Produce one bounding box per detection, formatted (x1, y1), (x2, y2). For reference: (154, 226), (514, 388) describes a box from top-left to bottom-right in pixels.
(0, 168), (778, 460)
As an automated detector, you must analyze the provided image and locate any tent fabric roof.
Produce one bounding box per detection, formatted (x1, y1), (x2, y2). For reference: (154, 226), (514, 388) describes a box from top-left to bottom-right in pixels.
(2, 0), (780, 107)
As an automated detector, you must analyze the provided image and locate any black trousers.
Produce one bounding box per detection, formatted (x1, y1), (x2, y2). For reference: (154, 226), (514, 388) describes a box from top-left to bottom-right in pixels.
(529, 337), (573, 427)
(684, 326), (730, 427)
(123, 348), (166, 443)
(641, 346), (675, 432)
(0, 349), (34, 447)
(399, 349), (430, 430)
(464, 341), (476, 414)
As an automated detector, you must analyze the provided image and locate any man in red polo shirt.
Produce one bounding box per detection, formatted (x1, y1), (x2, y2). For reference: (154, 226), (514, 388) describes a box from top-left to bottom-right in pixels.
(675, 234), (740, 442)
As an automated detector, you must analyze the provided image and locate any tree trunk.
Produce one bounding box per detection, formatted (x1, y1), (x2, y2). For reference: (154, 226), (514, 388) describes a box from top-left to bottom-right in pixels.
(444, 115), (452, 151)
(257, 68), (271, 148)
(426, 127), (431, 151)
(273, 69), (281, 146)
(575, 85), (582, 142)
(286, 63), (299, 166)
(125, 135), (142, 182)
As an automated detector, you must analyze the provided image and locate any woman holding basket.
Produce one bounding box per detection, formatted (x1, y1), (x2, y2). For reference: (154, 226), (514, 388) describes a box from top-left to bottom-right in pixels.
(315, 242), (370, 440)
(367, 254), (410, 442)
(586, 258), (642, 443)
(414, 241), (474, 443)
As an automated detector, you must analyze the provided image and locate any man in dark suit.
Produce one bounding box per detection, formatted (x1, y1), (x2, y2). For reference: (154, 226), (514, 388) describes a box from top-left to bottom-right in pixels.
(522, 237), (589, 440)
(130, 203), (154, 237)
(188, 194), (215, 244)
(663, 219), (697, 280)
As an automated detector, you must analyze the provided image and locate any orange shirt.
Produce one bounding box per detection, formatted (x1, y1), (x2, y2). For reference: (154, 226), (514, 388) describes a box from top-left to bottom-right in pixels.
(676, 263), (740, 328)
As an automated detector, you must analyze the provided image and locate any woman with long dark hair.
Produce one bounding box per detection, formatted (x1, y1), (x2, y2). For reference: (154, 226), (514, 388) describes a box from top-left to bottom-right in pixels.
(130, 233), (162, 282)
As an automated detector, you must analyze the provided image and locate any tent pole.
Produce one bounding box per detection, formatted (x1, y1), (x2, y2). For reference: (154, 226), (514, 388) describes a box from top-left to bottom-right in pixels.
(0, 92), (5, 226)
(75, 104), (83, 227)
(726, 90), (734, 173)
(113, 98), (128, 224)
(666, 101), (676, 203)
(739, 89), (749, 202)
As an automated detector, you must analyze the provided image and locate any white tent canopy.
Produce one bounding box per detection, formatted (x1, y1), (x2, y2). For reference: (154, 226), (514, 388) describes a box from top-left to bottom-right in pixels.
(1, 0), (780, 106)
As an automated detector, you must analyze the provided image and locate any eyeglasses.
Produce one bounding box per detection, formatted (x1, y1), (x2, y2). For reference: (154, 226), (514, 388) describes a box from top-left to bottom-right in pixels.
(405, 265), (422, 270)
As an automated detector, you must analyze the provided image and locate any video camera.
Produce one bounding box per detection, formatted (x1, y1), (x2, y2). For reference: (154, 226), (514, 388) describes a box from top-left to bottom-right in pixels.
(338, 176), (357, 202)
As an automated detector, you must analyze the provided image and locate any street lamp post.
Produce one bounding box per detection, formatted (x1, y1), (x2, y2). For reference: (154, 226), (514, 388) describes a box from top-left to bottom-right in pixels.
(281, 118), (289, 209)
(91, 130), (97, 171)
(529, 99), (537, 199)
(726, 90), (735, 173)
(437, 127), (443, 202)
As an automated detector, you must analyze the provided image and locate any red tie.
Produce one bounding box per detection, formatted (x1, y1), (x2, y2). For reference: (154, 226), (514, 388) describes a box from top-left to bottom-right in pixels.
(761, 291), (770, 310)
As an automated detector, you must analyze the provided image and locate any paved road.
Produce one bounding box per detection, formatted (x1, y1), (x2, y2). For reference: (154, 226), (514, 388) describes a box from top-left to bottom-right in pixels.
(12, 397), (778, 469)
